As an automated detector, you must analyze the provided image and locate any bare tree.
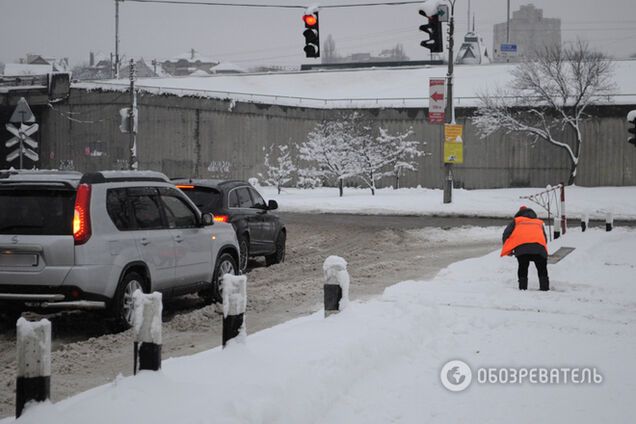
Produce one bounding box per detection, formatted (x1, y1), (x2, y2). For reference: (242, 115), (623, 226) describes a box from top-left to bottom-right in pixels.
(323, 34), (338, 63)
(298, 115), (359, 197)
(259, 144), (296, 194)
(376, 128), (428, 189)
(473, 41), (614, 184)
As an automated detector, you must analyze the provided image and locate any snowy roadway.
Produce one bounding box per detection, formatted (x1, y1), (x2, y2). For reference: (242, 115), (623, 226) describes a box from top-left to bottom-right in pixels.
(0, 213), (505, 420)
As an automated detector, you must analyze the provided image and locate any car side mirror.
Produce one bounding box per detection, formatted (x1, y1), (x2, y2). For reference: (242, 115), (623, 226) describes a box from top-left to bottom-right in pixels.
(202, 212), (214, 226)
(267, 200), (278, 210)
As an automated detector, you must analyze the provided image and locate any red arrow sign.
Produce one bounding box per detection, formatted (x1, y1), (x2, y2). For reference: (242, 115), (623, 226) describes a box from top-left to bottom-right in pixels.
(431, 92), (444, 102)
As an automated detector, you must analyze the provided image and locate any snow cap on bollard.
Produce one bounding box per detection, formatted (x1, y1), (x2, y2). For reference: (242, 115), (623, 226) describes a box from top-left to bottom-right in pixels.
(16, 318), (51, 417)
(133, 291), (163, 345)
(581, 213), (589, 232)
(222, 274), (247, 346)
(323, 255), (350, 317)
(133, 291), (163, 373)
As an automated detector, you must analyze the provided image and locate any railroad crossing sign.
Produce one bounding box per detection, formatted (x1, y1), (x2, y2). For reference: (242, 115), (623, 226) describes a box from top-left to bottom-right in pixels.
(9, 97), (36, 124)
(429, 78), (445, 124)
(5, 98), (39, 168)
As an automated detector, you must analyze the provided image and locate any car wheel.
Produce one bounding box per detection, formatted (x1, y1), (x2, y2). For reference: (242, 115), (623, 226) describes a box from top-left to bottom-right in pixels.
(207, 252), (238, 304)
(238, 235), (249, 273)
(112, 271), (145, 329)
(265, 230), (286, 266)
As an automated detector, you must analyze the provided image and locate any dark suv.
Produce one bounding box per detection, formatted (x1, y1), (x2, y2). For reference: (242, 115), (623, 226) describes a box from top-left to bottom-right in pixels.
(173, 179), (286, 272)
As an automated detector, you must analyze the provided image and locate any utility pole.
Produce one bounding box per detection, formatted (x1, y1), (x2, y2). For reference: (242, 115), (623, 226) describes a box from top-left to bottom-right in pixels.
(506, 0), (510, 43)
(128, 59), (138, 170)
(443, 0), (456, 204)
(114, 0), (120, 79)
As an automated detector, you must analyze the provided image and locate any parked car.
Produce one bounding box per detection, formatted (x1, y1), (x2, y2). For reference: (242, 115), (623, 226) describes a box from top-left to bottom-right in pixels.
(173, 179), (286, 273)
(0, 170), (239, 327)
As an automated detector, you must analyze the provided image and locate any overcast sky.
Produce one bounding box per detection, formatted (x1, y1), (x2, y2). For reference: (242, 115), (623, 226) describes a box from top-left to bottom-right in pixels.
(1, 0), (634, 68)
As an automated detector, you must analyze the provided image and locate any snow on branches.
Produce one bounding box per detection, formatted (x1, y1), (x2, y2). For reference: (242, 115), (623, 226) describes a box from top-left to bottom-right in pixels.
(259, 144), (296, 194)
(473, 40), (614, 185)
(299, 112), (427, 196)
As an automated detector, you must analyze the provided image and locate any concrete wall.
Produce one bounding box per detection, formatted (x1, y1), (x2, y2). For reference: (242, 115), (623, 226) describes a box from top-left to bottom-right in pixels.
(37, 88), (636, 189)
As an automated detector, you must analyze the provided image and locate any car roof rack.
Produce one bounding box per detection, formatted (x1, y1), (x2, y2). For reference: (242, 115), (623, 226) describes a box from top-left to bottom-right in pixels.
(80, 170), (171, 185)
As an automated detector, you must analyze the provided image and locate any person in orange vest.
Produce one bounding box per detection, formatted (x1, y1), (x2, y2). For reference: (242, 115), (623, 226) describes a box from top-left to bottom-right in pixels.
(501, 206), (549, 291)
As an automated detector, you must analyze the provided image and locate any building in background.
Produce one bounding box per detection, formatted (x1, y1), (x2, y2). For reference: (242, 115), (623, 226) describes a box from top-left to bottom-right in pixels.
(493, 4), (561, 62)
(162, 49), (218, 76)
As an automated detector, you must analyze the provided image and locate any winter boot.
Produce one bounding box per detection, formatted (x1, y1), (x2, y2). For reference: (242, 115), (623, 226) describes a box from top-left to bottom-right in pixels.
(539, 277), (550, 291)
(518, 278), (528, 290)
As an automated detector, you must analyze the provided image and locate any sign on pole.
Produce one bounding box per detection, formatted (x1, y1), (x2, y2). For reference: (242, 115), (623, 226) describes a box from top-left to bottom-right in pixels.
(444, 124), (463, 164)
(5, 98), (39, 168)
(9, 98), (36, 124)
(429, 78), (445, 124)
(500, 43), (518, 57)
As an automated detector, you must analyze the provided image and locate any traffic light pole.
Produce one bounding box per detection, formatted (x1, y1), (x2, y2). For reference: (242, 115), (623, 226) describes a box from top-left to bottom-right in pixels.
(443, 0), (455, 204)
(114, 0), (120, 79)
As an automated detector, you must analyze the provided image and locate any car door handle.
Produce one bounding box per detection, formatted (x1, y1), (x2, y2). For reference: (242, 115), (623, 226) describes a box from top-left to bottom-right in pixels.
(174, 235), (184, 243)
(140, 238), (150, 246)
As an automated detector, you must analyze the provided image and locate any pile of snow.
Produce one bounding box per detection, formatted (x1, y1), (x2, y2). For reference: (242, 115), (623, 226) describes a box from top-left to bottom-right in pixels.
(257, 185), (636, 221)
(74, 60), (636, 109)
(6, 227), (635, 423)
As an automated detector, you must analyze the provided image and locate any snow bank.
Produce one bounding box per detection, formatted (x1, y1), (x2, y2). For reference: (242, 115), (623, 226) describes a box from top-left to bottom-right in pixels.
(7, 227), (635, 423)
(259, 185), (636, 221)
(74, 60), (636, 109)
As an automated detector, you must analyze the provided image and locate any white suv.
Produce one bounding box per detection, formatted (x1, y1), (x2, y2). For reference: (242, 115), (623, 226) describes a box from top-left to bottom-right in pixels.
(0, 170), (239, 327)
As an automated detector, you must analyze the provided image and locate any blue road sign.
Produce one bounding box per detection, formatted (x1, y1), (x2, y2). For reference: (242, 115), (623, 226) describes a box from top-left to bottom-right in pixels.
(500, 43), (518, 54)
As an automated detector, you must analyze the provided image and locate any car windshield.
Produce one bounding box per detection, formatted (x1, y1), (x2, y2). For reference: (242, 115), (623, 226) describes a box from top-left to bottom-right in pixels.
(180, 187), (223, 212)
(0, 188), (75, 235)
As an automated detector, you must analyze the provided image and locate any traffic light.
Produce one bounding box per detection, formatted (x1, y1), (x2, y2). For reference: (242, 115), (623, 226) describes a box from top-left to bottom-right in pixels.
(303, 12), (320, 58)
(629, 112), (636, 147)
(419, 8), (443, 53)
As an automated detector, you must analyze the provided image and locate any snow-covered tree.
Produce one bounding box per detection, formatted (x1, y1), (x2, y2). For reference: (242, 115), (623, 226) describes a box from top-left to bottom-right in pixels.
(376, 127), (427, 189)
(298, 116), (359, 197)
(473, 41), (614, 185)
(258, 144), (296, 194)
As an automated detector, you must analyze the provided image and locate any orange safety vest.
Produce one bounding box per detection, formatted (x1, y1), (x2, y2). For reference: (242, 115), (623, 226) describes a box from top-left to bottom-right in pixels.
(500, 216), (548, 257)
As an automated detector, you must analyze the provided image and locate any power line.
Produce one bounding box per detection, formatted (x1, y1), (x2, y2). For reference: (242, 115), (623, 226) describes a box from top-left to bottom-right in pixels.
(122, 0), (425, 9)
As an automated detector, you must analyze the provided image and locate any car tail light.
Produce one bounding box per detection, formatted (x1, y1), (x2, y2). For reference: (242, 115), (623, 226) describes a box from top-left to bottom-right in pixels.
(73, 184), (92, 245)
(213, 214), (229, 223)
(176, 185), (194, 189)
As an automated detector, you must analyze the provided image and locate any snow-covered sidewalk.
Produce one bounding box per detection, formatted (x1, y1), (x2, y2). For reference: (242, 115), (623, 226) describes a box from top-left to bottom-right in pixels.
(259, 185), (636, 221)
(7, 226), (636, 423)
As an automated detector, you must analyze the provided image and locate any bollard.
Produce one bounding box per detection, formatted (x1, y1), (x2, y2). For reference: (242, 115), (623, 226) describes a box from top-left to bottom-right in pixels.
(133, 291), (162, 373)
(606, 212), (613, 232)
(553, 216), (561, 240)
(323, 256), (350, 318)
(16, 318), (51, 418)
(581, 213), (589, 232)
(560, 183), (567, 235)
(222, 274), (247, 347)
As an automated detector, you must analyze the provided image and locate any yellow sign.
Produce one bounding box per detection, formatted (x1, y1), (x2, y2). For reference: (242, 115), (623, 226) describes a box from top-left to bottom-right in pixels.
(444, 124), (464, 164)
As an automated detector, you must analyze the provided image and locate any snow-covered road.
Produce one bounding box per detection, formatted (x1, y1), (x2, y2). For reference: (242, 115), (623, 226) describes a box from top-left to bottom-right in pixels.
(0, 214), (501, 420)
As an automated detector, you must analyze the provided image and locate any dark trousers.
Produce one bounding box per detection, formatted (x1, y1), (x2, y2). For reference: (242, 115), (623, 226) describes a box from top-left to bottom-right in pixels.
(517, 254), (548, 280)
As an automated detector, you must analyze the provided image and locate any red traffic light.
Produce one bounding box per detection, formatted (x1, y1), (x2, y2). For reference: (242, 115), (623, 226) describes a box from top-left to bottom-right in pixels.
(303, 14), (317, 27)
